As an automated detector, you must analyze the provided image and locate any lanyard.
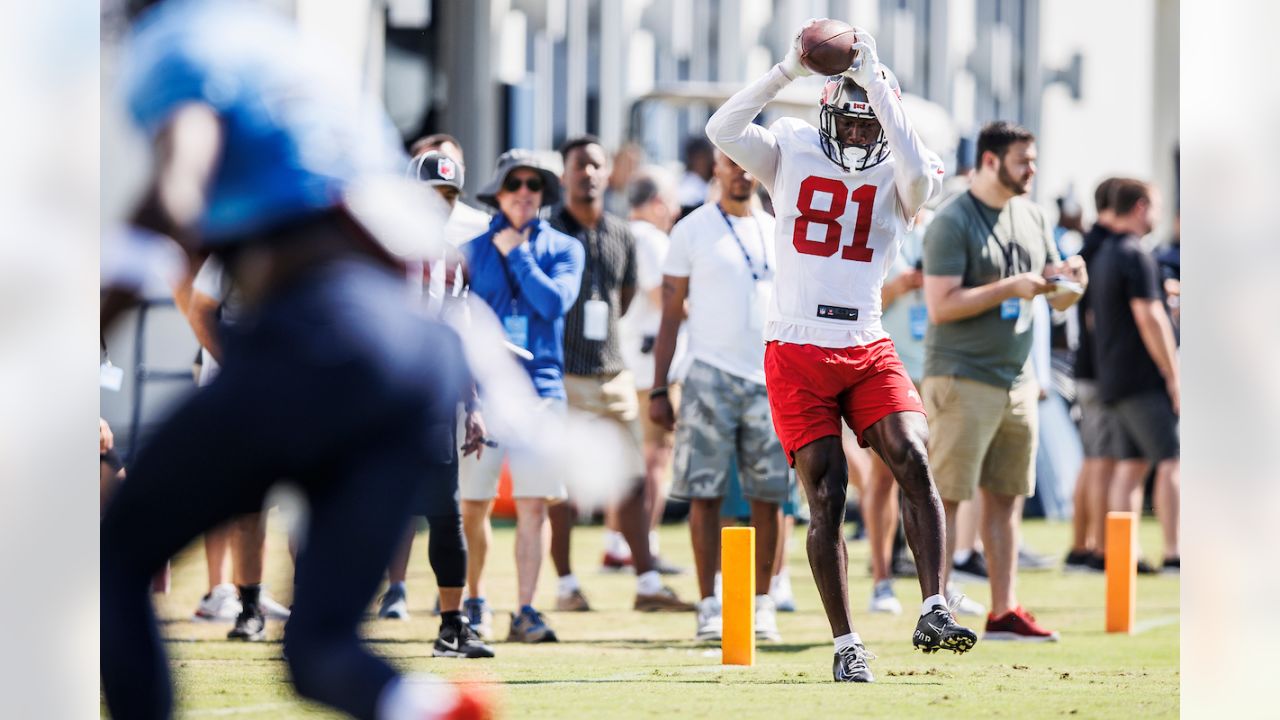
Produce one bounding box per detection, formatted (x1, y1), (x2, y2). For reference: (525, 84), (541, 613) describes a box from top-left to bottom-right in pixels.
(495, 219), (541, 306)
(717, 204), (768, 281)
(967, 192), (1027, 278)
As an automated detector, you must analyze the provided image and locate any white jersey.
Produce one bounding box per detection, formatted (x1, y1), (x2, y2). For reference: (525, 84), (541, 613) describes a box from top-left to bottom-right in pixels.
(767, 117), (907, 346)
(706, 64), (945, 349)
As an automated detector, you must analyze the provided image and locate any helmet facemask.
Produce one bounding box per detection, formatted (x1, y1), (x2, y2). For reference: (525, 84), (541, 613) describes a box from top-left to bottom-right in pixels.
(818, 76), (892, 172)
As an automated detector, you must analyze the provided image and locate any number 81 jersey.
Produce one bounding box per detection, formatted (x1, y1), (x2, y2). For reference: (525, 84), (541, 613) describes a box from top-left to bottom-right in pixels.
(765, 117), (910, 350)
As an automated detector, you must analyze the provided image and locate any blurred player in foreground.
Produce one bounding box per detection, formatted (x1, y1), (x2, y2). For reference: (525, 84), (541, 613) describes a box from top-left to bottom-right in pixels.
(706, 20), (976, 682)
(99, 1), (490, 718)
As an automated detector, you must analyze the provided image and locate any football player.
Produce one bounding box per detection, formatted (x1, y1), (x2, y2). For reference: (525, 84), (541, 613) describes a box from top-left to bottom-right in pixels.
(706, 21), (976, 682)
(99, 1), (488, 718)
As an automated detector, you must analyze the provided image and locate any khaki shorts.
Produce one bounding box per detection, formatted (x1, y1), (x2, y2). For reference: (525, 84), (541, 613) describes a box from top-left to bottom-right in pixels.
(635, 384), (679, 448)
(564, 370), (645, 477)
(459, 399), (568, 502)
(923, 375), (1038, 501)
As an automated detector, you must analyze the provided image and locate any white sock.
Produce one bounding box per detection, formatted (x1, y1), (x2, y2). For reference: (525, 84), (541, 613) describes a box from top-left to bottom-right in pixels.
(377, 675), (455, 720)
(834, 632), (863, 652)
(769, 570), (792, 597)
(648, 530), (660, 556)
(921, 593), (947, 615)
(637, 569), (663, 595)
(557, 573), (580, 597)
(714, 572), (722, 601)
(953, 549), (973, 566)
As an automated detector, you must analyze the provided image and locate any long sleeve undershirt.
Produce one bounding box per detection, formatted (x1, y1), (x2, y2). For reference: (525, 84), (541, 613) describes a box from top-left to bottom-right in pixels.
(705, 64), (942, 222)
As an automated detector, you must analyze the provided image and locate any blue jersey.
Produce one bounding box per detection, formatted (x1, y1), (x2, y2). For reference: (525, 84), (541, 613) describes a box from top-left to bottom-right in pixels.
(123, 0), (405, 243)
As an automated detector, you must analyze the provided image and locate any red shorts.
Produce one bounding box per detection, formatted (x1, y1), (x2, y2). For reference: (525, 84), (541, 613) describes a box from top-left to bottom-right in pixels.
(764, 338), (925, 465)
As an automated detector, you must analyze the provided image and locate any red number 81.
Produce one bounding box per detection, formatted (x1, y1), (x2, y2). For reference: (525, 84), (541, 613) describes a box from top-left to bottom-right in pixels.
(791, 176), (877, 262)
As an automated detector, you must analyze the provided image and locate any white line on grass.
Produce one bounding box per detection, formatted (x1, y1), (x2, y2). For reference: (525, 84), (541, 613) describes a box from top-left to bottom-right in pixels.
(1133, 614), (1180, 634)
(186, 702), (298, 716)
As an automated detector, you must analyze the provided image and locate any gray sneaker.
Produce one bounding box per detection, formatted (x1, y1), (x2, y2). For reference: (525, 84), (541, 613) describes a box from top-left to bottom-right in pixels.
(463, 597), (494, 641)
(868, 579), (902, 615)
(507, 607), (558, 643)
(1018, 545), (1054, 571)
(378, 586), (409, 620)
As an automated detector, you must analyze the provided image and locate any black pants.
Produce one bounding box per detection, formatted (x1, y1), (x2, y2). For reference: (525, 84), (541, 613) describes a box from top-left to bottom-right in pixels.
(100, 257), (468, 719)
(412, 445), (467, 589)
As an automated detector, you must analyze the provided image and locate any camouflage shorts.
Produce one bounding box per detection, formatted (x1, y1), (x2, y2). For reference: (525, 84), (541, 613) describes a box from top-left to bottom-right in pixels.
(670, 361), (790, 503)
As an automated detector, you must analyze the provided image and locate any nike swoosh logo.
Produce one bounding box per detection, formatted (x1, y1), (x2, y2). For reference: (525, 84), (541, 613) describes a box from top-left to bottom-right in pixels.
(439, 637), (459, 650)
(928, 623), (943, 633)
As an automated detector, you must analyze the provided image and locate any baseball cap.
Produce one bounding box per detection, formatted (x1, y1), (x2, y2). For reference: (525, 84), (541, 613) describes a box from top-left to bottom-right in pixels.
(408, 151), (464, 191)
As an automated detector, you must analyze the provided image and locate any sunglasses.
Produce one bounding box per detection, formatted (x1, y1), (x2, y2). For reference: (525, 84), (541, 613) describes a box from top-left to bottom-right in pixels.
(502, 175), (544, 193)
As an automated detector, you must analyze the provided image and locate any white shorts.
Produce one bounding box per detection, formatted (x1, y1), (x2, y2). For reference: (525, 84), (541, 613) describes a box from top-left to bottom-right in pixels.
(459, 399), (568, 502)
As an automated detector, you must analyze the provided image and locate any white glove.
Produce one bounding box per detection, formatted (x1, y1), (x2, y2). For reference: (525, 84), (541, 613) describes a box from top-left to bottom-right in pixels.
(780, 18), (826, 80)
(842, 31), (881, 87)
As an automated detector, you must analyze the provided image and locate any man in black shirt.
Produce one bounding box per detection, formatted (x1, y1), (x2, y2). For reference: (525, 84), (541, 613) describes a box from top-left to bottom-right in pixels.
(1064, 177), (1152, 573)
(1087, 178), (1180, 573)
(548, 136), (693, 613)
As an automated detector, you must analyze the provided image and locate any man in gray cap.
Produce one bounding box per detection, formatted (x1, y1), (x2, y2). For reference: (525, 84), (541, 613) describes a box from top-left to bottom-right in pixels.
(457, 150), (585, 643)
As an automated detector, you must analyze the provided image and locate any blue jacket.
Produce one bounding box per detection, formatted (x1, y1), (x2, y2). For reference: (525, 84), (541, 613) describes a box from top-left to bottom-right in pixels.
(462, 214), (584, 400)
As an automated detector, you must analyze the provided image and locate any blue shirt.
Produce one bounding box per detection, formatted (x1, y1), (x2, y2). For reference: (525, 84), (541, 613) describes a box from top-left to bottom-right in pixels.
(123, 0), (405, 243)
(462, 215), (585, 400)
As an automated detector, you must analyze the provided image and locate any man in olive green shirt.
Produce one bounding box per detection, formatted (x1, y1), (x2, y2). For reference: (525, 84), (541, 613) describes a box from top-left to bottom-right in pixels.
(921, 121), (1087, 642)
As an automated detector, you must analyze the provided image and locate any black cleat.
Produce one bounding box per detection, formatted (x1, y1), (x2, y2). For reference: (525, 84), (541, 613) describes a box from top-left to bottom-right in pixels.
(433, 618), (496, 659)
(227, 603), (266, 642)
(913, 602), (977, 655)
(833, 644), (876, 682)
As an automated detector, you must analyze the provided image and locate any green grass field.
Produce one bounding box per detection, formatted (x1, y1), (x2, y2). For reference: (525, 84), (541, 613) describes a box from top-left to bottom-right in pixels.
(147, 517), (1178, 718)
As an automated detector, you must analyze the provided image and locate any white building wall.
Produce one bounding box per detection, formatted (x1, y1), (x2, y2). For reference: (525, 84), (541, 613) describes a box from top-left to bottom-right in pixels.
(1037, 0), (1158, 222)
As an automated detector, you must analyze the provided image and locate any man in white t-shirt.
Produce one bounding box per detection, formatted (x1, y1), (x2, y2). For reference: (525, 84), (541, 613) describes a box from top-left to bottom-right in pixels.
(650, 151), (790, 643)
(705, 21), (976, 680)
(603, 166), (688, 574)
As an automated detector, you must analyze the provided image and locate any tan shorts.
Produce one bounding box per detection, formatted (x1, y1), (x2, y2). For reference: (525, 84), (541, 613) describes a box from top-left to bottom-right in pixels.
(922, 375), (1038, 501)
(635, 383), (679, 448)
(564, 370), (645, 476)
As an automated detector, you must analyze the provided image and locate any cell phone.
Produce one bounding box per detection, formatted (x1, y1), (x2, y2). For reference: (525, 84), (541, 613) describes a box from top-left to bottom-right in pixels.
(1046, 275), (1083, 296)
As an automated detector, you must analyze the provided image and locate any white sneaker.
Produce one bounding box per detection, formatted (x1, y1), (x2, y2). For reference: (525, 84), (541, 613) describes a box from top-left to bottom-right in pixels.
(868, 580), (902, 615)
(695, 597), (722, 641)
(755, 595), (781, 642)
(193, 583), (241, 622)
(946, 584), (986, 616)
(260, 590), (292, 620)
(769, 573), (796, 612)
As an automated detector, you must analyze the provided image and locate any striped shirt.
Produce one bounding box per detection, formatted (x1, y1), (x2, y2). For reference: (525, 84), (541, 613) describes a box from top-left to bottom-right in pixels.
(550, 205), (637, 376)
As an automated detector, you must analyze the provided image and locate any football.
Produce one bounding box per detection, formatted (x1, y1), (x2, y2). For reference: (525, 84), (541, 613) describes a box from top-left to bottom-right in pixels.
(799, 19), (860, 76)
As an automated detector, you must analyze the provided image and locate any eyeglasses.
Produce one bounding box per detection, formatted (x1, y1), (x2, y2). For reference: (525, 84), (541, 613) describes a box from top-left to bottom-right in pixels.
(502, 176), (544, 193)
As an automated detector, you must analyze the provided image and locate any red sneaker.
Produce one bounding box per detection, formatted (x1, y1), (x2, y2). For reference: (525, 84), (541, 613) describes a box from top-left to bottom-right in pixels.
(439, 681), (496, 720)
(983, 606), (1060, 642)
(600, 551), (633, 572)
